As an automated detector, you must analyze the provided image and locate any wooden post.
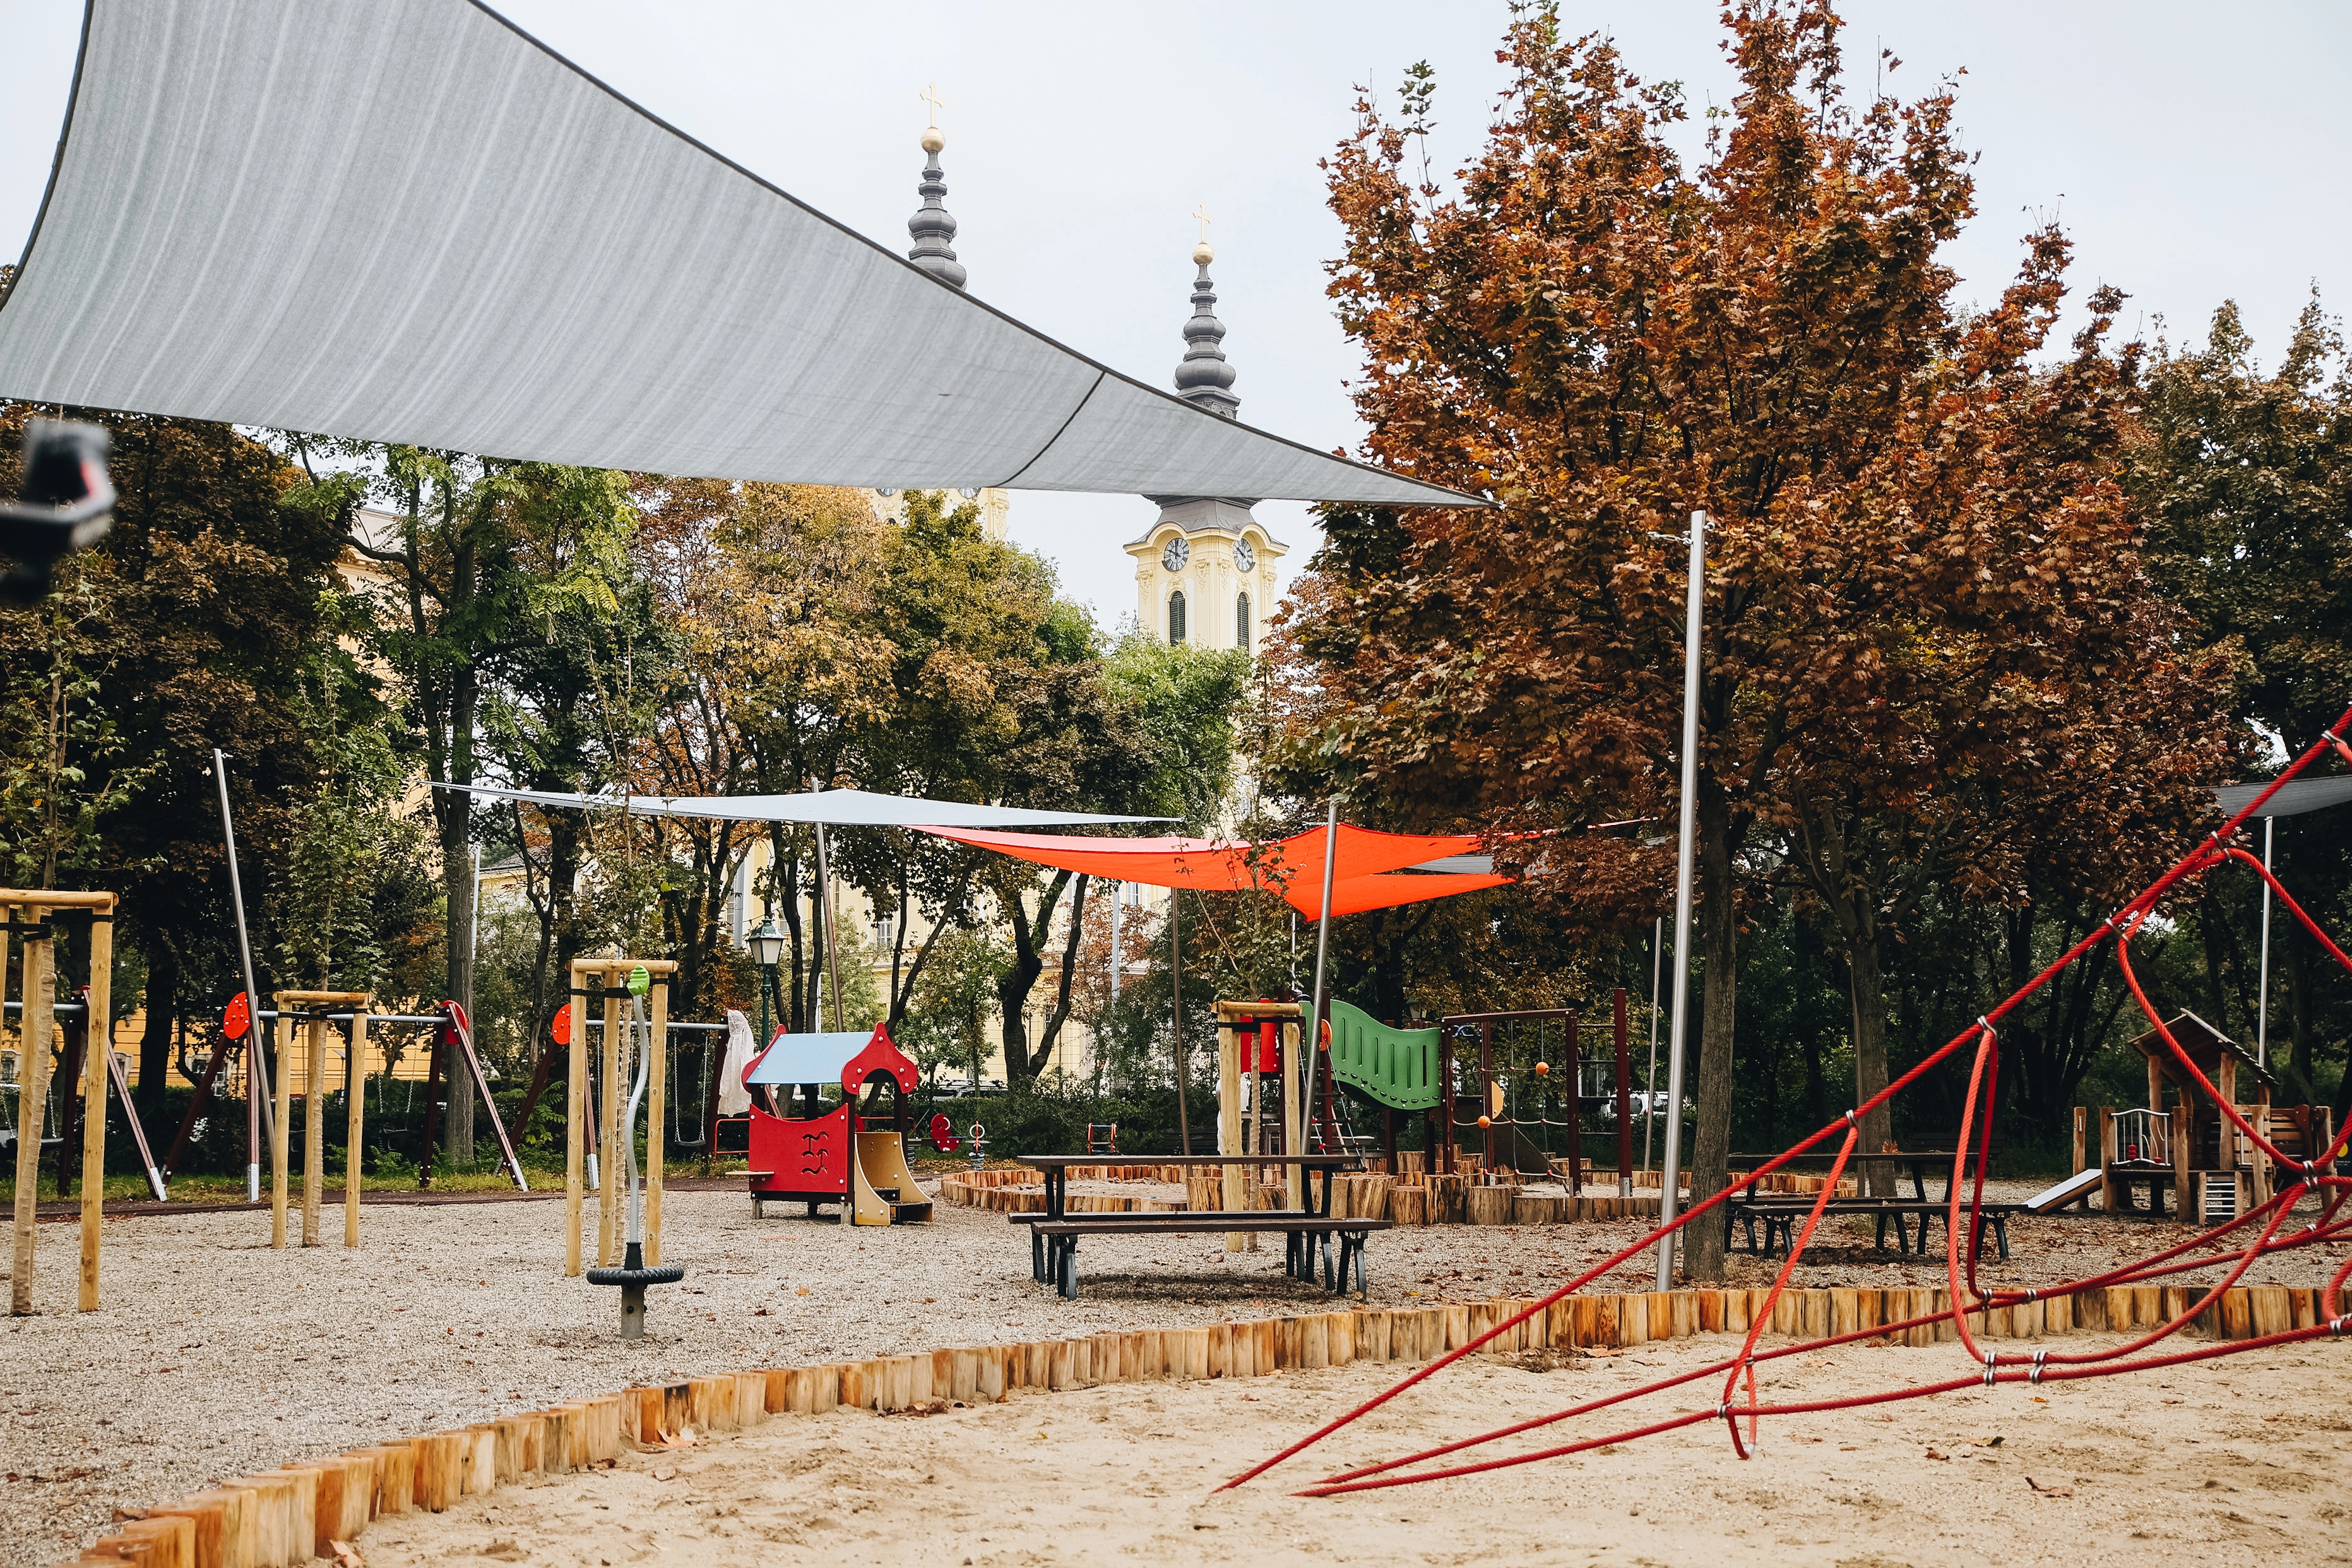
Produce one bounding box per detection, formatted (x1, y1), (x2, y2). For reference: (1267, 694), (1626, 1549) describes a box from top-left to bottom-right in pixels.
(346, 1008), (369, 1247)
(9, 910), (51, 1315)
(271, 992), (294, 1249)
(1282, 1021), (1304, 1211)
(600, 971), (623, 1267)
(78, 904), (114, 1310)
(565, 971), (586, 1278)
(298, 1016), (323, 1245)
(646, 974), (668, 1265)
(2251, 1081), (2272, 1209)
(2171, 1102), (2193, 1226)
(2072, 1105), (2086, 1175)
(2098, 1106), (2116, 1214)
(1216, 1019), (1242, 1250)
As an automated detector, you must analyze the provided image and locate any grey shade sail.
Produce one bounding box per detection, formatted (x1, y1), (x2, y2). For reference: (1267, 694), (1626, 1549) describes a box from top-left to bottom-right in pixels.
(440, 781), (1170, 829)
(2212, 777), (2352, 821)
(1408, 854), (1496, 874)
(0, 0), (1480, 510)
(745, 1032), (876, 1087)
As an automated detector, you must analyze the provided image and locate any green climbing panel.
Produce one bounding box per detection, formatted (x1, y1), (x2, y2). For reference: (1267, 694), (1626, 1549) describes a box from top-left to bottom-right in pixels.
(1320, 998), (1444, 1113)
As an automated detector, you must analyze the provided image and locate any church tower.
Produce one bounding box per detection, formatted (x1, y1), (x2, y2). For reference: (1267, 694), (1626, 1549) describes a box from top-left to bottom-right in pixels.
(870, 87), (1011, 540)
(1125, 220), (1285, 653)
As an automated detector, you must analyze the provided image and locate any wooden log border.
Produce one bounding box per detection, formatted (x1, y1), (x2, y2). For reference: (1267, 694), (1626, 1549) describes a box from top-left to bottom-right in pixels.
(54, 1282), (2331, 1564)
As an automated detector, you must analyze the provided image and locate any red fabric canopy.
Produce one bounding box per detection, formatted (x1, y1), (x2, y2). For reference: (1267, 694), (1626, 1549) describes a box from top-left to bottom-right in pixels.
(915, 824), (1512, 919)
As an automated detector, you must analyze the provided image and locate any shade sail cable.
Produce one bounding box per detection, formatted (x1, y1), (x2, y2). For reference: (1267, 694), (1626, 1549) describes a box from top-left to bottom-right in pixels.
(0, 0), (1485, 509)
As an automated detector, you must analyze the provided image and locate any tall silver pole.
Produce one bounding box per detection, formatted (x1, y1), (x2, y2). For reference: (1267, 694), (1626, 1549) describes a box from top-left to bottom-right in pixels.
(1308, 800), (1340, 1041)
(810, 778), (844, 1031)
(1642, 915), (1663, 1173)
(2256, 815), (2274, 1070)
(1654, 511), (1706, 1290)
(813, 824), (841, 1031)
(1110, 888), (1122, 1007)
(213, 749), (268, 1203)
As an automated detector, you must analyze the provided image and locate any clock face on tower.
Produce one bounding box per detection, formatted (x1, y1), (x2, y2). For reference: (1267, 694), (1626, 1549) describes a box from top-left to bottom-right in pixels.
(1233, 539), (1256, 573)
(1161, 536), (1191, 573)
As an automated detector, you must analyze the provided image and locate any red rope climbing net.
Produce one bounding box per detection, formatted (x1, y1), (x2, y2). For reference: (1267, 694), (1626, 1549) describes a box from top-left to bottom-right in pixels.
(1223, 707), (2352, 1497)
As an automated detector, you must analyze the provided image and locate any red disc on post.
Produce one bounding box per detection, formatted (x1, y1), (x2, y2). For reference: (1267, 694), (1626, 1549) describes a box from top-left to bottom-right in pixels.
(552, 1003), (570, 1045)
(928, 1112), (959, 1155)
(222, 992), (250, 1040)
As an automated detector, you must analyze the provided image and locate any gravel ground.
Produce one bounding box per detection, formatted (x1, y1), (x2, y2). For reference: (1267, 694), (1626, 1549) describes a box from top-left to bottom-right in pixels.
(3, 1174), (2342, 1562)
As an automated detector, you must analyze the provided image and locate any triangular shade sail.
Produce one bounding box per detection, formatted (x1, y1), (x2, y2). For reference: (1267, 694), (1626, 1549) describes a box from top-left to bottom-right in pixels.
(916, 824), (1512, 920)
(441, 781), (1168, 829)
(0, 0), (1480, 509)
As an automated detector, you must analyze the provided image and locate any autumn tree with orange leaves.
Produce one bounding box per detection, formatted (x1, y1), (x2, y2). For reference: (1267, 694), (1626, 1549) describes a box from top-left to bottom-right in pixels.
(1291, 3), (2233, 1277)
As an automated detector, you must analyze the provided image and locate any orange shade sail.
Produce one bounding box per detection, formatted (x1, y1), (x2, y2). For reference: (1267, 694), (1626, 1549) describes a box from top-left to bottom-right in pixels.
(913, 824), (1512, 919)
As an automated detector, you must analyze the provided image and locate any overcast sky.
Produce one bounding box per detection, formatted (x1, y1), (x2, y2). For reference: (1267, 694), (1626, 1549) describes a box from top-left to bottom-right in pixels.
(3, 1), (2346, 627)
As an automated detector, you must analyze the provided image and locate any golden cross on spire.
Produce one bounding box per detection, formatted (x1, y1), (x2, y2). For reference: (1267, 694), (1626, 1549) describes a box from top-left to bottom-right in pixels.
(1193, 203), (1213, 244)
(920, 82), (946, 128)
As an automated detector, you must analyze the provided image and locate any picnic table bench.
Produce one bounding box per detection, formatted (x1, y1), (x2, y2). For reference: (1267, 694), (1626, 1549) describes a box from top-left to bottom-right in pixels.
(1728, 1150), (1978, 1203)
(1726, 1195), (2022, 1260)
(1015, 1155), (1388, 1300)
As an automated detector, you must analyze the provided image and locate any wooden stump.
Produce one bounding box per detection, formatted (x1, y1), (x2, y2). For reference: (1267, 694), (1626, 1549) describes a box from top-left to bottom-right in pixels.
(1464, 1186), (1515, 1226)
(145, 1491), (254, 1568)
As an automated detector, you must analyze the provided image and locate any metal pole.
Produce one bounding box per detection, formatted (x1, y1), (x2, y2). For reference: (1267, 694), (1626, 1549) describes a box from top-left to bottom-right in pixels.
(1171, 889), (1189, 1154)
(1308, 798), (1339, 1062)
(469, 842), (484, 965)
(811, 781), (845, 1031)
(2257, 815), (2273, 1070)
(1642, 915), (1663, 1174)
(1654, 510), (1705, 1290)
(213, 749), (268, 1203)
(1110, 887), (1122, 1007)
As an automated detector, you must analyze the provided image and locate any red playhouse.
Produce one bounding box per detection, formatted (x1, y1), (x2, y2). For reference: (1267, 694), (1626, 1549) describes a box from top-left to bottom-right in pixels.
(740, 1023), (935, 1225)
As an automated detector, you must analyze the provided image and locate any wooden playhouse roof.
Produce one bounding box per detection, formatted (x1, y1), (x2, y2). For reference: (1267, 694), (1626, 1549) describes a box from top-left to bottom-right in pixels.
(2125, 1009), (2278, 1094)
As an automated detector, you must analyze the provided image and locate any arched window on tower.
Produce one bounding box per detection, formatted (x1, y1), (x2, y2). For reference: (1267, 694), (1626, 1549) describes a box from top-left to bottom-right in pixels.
(1167, 590), (1187, 645)
(1236, 591), (1251, 652)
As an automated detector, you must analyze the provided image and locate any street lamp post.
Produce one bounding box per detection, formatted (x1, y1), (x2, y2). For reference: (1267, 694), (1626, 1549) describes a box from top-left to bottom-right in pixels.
(748, 909), (786, 1047)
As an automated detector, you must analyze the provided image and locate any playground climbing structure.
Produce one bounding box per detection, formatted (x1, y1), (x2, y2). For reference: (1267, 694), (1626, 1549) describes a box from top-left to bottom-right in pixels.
(1224, 706), (2352, 1497)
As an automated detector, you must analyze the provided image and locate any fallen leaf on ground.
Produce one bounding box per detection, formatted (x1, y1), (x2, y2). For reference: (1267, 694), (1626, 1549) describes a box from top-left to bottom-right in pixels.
(1925, 1449), (1949, 1461)
(2026, 1477), (2074, 1498)
(651, 1468), (677, 1482)
(330, 1541), (367, 1567)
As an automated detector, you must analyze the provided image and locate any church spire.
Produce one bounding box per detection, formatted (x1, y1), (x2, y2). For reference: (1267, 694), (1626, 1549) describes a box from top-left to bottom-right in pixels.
(1172, 206), (1239, 418)
(906, 83), (966, 290)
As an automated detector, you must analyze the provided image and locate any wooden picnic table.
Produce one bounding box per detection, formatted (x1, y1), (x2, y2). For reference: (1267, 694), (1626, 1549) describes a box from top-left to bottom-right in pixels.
(1726, 1194), (2021, 1261)
(1730, 1150), (1977, 1203)
(1013, 1155), (1382, 1299)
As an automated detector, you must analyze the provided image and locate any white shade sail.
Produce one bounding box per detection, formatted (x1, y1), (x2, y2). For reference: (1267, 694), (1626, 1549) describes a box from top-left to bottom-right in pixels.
(443, 781), (1170, 829)
(2212, 777), (2352, 820)
(0, 0), (1480, 509)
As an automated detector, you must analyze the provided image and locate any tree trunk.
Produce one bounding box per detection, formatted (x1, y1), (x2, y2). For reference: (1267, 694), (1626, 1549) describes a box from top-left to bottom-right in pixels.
(2281, 919), (2317, 1105)
(137, 935), (177, 1124)
(998, 870), (1075, 1086)
(1845, 929), (1896, 1193)
(1681, 788), (1740, 1283)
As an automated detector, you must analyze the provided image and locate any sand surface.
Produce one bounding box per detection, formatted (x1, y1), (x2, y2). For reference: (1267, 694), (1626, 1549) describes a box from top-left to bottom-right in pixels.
(4, 1177), (2344, 1561)
(359, 1331), (2352, 1567)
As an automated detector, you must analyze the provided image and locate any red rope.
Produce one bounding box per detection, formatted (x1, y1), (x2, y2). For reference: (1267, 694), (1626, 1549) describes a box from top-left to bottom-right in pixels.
(1221, 704), (2352, 1495)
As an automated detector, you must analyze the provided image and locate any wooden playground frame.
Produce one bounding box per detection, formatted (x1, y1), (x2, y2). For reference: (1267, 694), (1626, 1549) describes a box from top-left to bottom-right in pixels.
(4, 887), (116, 1314)
(564, 957), (675, 1278)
